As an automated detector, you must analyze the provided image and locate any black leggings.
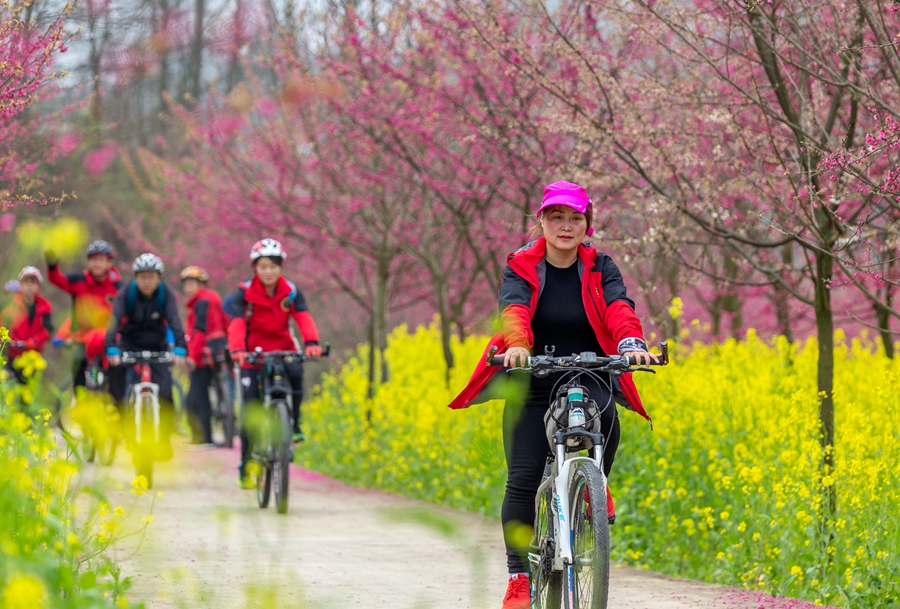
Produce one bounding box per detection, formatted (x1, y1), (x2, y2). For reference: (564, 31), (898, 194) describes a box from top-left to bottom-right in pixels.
(501, 390), (620, 574)
(186, 366), (213, 443)
(239, 362), (304, 467)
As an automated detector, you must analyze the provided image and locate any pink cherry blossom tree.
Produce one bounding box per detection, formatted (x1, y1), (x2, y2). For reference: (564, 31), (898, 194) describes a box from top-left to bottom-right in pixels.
(1, 0), (73, 206)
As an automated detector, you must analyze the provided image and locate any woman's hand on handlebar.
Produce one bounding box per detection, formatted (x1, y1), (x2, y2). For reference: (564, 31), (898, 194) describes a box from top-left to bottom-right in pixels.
(502, 347), (531, 368)
(305, 344), (323, 358)
(624, 350), (660, 366)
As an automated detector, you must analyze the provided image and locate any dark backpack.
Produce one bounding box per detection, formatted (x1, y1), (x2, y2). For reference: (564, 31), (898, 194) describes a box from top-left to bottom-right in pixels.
(125, 280), (166, 317)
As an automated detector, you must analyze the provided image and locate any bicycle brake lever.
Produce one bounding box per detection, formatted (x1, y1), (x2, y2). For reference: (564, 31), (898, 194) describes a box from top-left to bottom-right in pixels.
(631, 366), (657, 374)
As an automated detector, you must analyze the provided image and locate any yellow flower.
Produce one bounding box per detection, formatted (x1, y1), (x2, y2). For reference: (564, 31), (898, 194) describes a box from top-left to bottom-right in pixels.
(667, 297), (684, 320)
(1, 572), (47, 609)
(131, 475), (149, 495)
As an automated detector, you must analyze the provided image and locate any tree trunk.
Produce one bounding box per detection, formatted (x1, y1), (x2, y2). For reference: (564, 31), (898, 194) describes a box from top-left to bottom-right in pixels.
(773, 284), (793, 343)
(188, 0), (205, 103)
(774, 245), (795, 342)
(711, 298), (722, 340)
(433, 276), (455, 385)
(374, 257), (390, 384)
(876, 299), (894, 359)
(366, 316), (375, 426)
(88, 11), (102, 122)
(158, 0), (171, 117)
(814, 249), (837, 523)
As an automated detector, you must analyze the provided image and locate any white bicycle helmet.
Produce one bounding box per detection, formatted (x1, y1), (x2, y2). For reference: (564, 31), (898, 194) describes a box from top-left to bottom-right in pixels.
(133, 253), (165, 273)
(250, 238), (286, 261)
(18, 266), (44, 283)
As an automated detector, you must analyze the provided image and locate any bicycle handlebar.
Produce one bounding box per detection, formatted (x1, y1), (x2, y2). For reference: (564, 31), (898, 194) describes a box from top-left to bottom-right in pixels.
(121, 351), (174, 365)
(245, 343), (331, 365)
(487, 342), (669, 376)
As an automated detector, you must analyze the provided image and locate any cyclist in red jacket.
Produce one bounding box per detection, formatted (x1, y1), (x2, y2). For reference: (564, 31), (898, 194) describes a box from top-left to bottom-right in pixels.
(447, 182), (658, 609)
(1, 267), (53, 383)
(45, 240), (124, 400)
(181, 266), (229, 445)
(227, 239), (321, 487)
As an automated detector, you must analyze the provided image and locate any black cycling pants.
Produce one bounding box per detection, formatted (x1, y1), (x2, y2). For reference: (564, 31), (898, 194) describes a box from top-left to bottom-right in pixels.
(501, 392), (620, 574)
(239, 362), (303, 467)
(186, 366), (213, 443)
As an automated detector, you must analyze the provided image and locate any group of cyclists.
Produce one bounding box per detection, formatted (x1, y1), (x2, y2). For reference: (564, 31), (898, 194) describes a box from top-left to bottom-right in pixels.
(2, 180), (660, 609)
(1, 237), (320, 489)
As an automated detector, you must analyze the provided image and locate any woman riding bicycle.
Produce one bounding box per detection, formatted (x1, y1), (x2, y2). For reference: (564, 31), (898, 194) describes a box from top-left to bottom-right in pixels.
(447, 181), (659, 609)
(226, 239), (321, 488)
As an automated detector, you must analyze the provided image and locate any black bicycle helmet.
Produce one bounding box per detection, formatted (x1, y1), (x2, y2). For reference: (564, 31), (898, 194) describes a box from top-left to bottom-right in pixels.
(86, 240), (115, 257)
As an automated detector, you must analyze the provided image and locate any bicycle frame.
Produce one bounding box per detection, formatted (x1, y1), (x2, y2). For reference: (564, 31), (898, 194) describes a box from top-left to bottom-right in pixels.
(122, 351), (171, 445)
(132, 362), (161, 444)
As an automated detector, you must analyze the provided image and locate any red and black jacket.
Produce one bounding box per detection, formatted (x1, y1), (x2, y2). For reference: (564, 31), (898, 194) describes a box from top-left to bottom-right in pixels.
(226, 276), (319, 362)
(448, 238), (650, 420)
(47, 264), (122, 339)
(1, 293), (53, 359)
(185, 287), (229, 366)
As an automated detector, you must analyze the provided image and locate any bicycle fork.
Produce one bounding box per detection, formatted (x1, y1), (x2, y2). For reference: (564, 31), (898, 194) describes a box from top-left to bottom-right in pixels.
(551, 443), (605, 571)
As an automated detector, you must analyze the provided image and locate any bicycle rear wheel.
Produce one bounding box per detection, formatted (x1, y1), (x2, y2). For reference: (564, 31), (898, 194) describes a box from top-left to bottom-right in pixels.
(256, 464), (272, 508)
(567, 464), (610, 609)
(95, 403), (119, 466)
(51, 377), (73, 429)
(531, 464), (562, 608)
(273, 400), (291, 514)
(56, 380), (97, 463)
(216, 367), (235, 448)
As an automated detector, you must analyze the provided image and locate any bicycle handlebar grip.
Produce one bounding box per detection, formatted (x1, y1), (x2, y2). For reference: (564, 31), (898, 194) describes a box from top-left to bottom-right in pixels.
(490, 357), (507, 367)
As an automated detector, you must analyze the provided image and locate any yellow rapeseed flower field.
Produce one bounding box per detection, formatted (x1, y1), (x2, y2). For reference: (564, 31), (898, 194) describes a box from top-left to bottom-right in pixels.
(303, 323), (899, 608)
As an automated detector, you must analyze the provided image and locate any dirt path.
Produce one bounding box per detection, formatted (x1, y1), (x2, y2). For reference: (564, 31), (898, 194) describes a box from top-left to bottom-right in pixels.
(82, 443), (821, 609)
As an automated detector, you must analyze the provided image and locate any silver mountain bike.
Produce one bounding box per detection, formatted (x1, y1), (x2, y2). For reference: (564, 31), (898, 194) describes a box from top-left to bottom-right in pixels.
(489, 343), (668, 609)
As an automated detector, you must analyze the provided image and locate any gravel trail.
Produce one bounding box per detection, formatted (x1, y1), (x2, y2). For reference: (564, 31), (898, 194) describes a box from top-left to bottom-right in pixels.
(83, 443), (823, 609)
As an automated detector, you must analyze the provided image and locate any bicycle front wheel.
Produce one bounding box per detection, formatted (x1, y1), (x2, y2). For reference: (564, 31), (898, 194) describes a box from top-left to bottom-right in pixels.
(567, 464), (610, 609)
(273, 400), (291, 514)
(531, 464), (562, 608)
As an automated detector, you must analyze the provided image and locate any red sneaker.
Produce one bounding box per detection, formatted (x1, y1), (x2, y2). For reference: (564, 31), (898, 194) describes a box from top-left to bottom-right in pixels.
(606, 485), (616, 524)
(501, 573), (531, 609)
(584, 484), (616, 525)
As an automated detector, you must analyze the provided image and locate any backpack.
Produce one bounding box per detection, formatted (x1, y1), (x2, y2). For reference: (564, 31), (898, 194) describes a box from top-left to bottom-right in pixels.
(125, 280), (167, 317)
